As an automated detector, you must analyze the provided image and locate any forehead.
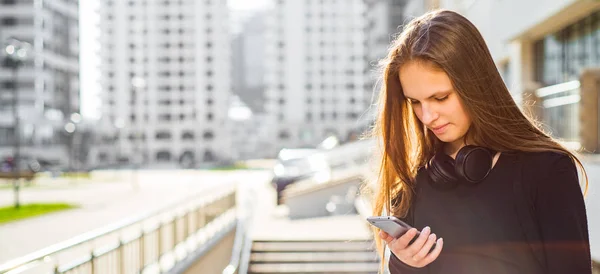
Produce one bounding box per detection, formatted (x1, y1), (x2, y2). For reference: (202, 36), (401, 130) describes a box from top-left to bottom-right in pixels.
(398, 61), (454, 99)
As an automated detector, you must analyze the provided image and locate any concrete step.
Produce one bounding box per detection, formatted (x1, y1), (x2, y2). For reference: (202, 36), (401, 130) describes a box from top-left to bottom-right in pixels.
(251, 240), (375, 252)
(250, 251), (379, 263)
(248, 240), (380, 274)
(248, 262), (380, 274)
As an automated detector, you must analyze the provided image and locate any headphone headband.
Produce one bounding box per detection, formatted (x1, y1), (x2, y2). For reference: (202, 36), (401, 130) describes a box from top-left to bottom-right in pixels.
(426, 145), (494, 188)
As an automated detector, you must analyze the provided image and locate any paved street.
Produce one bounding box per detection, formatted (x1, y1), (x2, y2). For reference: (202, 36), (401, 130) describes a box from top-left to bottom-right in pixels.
(0, 169), (272, 265)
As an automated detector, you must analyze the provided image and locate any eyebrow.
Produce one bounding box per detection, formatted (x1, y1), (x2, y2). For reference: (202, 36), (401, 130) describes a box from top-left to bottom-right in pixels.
(404, 89), (453, 101)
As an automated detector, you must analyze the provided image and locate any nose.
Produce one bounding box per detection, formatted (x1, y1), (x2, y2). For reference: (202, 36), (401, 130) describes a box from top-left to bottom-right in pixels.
(420, 103), (439, 125)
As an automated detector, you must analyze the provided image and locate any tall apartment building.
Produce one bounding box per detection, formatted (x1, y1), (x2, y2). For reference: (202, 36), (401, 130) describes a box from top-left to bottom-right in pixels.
(232, 11), (267, 114)
(0, 0), (80, 165)
(264, 0), (372, 156)
(92, 0), (231, 168)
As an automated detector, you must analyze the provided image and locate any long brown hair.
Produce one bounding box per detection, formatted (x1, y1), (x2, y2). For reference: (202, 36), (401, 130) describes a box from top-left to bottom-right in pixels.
(370, 8), (588, 260)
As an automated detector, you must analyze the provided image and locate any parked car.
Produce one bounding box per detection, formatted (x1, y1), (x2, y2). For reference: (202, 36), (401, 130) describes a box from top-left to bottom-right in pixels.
(271, 148), (330, 204)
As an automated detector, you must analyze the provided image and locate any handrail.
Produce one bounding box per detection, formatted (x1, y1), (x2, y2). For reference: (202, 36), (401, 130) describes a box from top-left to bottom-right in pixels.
(222, 183), (259, 274)
(222, 218), (247, 274)
(0, 184), (236, 274)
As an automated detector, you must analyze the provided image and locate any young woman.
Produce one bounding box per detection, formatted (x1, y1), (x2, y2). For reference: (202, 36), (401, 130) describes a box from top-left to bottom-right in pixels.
(371, 9), (592, 273)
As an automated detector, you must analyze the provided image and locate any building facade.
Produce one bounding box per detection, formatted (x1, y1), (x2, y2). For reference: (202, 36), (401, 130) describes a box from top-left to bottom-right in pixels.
(232, 11), (267, 115)
(92, 0), (231, 168)
(263, 0), (373, 156)
(0, 0), (80, 166)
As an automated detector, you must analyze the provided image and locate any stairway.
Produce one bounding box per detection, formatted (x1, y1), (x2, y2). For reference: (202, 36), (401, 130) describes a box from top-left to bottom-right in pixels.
(247, 239), (380, 274)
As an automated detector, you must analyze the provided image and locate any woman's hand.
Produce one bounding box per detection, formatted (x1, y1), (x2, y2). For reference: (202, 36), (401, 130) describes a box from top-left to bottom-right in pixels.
(380, 226), (444, 268)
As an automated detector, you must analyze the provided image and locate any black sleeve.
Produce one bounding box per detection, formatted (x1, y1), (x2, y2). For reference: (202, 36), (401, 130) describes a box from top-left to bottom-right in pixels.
(533, 154), (592, 273)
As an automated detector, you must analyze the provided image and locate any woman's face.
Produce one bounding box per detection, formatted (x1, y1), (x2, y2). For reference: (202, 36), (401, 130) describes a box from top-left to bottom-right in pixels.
(399, 61), (471, 146)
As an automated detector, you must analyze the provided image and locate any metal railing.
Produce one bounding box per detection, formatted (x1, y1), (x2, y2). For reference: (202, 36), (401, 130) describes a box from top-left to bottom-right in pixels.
(535, 80), (581, 144)
(0, 185), (237, 274)
(222, 181), (259, 274)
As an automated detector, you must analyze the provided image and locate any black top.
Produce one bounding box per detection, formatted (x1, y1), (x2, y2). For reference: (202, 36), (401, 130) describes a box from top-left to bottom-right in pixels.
(389, 151), (592, 274)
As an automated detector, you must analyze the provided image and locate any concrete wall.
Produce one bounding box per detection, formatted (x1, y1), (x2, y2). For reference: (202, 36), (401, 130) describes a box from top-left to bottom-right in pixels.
(182, 229), (236, 274)
(580, 69), (600, 153)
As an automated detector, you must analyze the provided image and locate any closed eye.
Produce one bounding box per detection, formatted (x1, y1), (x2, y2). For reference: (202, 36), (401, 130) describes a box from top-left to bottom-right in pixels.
(435, 95), (449, 102)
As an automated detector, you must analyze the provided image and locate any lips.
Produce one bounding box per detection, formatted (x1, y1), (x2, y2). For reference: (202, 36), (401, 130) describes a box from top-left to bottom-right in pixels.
(430, 124), (449, 134)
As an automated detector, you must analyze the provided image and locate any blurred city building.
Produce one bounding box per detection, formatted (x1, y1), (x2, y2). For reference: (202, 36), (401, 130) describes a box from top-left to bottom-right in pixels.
(364, 0), (410, 77)
(263, 0), (376, 156)
(90, 0), (232, 168)
(232, 11), (267, 114)
(229, 11), (273, 160)
(0, 0), (80, 167)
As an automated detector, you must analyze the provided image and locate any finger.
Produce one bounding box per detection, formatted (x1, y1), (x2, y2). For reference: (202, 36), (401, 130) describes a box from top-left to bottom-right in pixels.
(379, 231), (393, 243)
(421, 238), (444, 264)
(407, 226), (431, 254)
(394, 228), (419, 248)
(379, 230), (389, 238)
(412, 233), (437, 261)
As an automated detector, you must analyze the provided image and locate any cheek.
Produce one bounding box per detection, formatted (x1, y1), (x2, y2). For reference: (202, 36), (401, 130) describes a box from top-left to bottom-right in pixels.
(412, 106), (423, 121)
(454, 104), (471, 128)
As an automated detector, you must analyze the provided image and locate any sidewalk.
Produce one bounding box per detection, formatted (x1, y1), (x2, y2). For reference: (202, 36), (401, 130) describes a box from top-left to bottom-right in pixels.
(0, 169), (271, 265)
(248, 175), (372, 242)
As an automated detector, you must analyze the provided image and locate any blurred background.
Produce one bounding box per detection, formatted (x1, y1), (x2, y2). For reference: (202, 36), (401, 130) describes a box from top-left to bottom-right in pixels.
(0, 0), (600, 273)
(1, 0), (599, 170)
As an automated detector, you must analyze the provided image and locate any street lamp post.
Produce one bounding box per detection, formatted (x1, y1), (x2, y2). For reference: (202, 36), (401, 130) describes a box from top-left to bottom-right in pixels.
(65, 113), (81, 183)
(113, 117), (125, 164)
(131, 77), (145, 190)
(4, 38), (32, 209)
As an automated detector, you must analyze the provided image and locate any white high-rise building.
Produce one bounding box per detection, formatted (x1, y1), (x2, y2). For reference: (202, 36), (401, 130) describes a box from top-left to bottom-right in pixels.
(264, 0), (372, 156)
(92, 0), (231, 168)
(0, 0), (80, 165)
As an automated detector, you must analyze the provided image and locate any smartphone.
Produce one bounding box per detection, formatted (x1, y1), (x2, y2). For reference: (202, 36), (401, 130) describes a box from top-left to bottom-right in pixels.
(367, 216), (413, 238)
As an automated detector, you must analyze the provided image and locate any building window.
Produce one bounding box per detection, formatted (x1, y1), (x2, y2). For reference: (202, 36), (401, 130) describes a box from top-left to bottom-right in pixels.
(278, 130), (290, 140)
(156, 131), (172, 140)
(156, 151), (171, 161)
(2, 17), (16, 26)
(158, 114), (171, 121)
(182, 131), (195, 140)
(534, 11), (600, 86)
(204, 149), (215, 162)
(203, 131), (214, 140)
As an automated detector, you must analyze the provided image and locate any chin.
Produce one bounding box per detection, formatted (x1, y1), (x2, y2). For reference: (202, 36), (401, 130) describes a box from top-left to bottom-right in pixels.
(434, 133), (460, 144)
